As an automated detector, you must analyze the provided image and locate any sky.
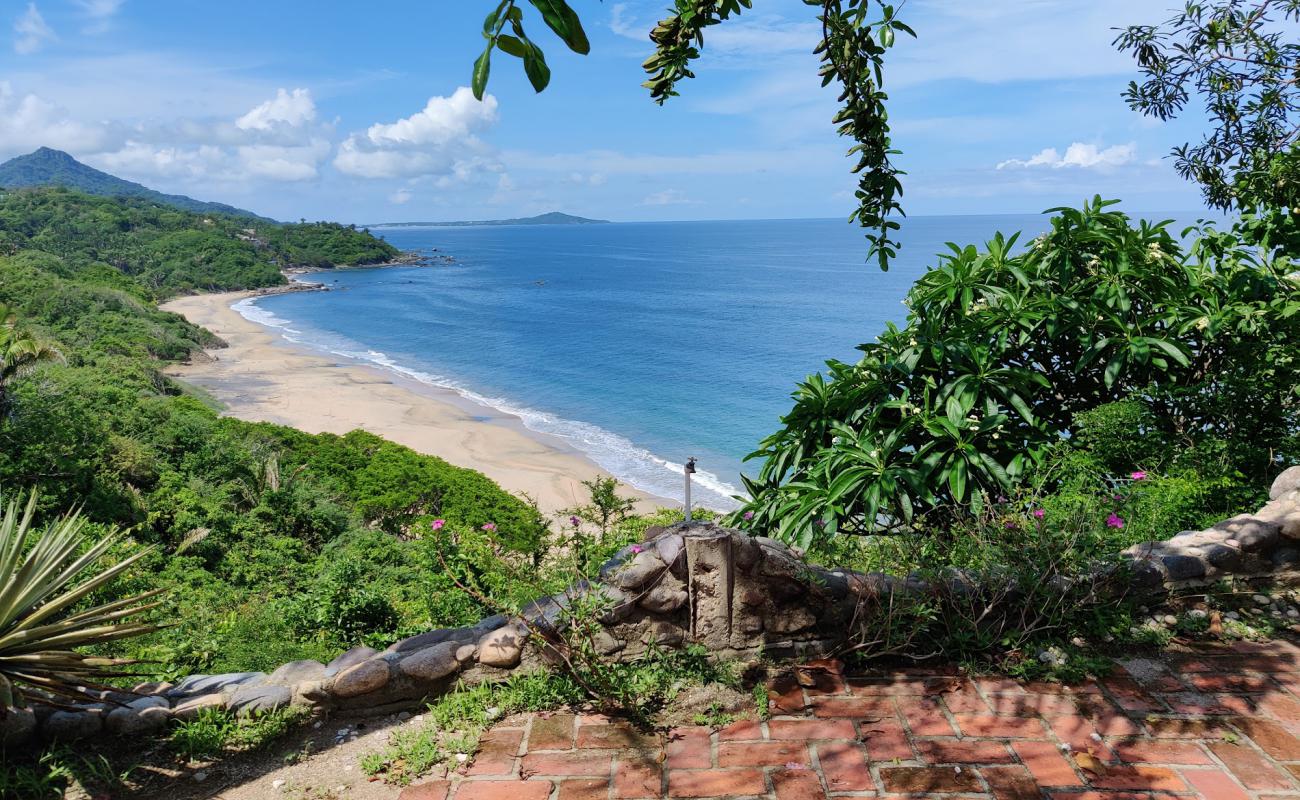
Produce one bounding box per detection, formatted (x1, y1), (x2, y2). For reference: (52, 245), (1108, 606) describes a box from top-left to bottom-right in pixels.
(0, 0), (1213, 223)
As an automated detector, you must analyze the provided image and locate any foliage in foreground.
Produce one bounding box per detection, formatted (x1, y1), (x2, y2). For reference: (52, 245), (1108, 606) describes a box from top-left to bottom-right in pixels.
(0, 491), (162, 712)
(738, 199), (1300, 548)
(169, 706), (309, 762)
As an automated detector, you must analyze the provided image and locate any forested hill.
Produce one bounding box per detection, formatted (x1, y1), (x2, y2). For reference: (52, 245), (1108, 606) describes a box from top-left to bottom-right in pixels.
(0, 147), (272, 221)
(0, 182), (549, 681)
(0, 187), (399, 299)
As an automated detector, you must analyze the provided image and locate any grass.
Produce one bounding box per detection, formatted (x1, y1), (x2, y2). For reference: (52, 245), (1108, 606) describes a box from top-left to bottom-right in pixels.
(169, 706), (310, 761)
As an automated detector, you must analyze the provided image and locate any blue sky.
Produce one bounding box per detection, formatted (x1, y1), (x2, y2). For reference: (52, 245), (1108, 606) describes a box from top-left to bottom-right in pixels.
(0, 0), (1210, 222)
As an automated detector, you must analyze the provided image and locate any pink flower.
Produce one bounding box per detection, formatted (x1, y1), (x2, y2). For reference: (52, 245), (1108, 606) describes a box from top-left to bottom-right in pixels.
(630, 545), (643, 554)
(742, 511), (755, 521)
(569, 515), (581, 527)
(430, 519), (445, 530)
(1032, 509), (1045, 519)
(481, 522), (497, 532)
(1130, 470), (1147, 481)
(1106, 513), (1125, 529)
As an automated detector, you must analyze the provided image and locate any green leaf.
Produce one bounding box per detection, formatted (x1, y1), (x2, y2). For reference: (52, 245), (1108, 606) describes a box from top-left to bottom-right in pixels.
(523, 46), (551, 92)
(526, 0), (591, 54)
(472, 47), (493, 100)
(496, 34), (528, 58)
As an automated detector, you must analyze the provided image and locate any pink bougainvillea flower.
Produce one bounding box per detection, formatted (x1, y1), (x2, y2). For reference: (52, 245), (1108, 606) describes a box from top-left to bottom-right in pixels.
(1106, 513), (1125, 529)
(431, 519), (445, 530)
(481, 522), (497, 532)
(1032, 508), (1045, 519)
(743, 511), (755, 521)
(1130, 470), (1148, 481)
(630, 545), (643, 554)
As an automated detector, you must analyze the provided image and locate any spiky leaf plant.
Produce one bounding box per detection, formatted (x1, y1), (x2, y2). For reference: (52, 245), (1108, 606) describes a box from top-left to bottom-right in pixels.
(0, 491), (164, 715)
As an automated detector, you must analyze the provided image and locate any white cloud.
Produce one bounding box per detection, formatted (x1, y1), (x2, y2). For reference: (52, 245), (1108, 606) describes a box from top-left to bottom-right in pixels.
(642, 189), (698, 206)
(75, 0), (123, 33)
(236, 88), (317, 131)
(334, 87), (499, 179)
(75, 0), (124, 18)
(14, 3), (54, 55)
(609, 3), (816, 55)
(0, 82), (110, 156)
(389, 189), (412, 204)
(88, 88), (332, 184)
(997, 142), (1137, 170)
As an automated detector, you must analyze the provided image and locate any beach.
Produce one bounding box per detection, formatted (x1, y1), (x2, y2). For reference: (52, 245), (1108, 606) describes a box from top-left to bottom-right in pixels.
(160, 290), (671, 516)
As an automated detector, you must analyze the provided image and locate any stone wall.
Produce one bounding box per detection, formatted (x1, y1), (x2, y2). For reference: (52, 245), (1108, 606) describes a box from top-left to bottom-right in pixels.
(8, 468), (1300, 748)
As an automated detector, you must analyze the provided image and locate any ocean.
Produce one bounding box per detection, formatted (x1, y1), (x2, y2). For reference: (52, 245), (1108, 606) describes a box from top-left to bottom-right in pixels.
(236, 212), (1206, 510)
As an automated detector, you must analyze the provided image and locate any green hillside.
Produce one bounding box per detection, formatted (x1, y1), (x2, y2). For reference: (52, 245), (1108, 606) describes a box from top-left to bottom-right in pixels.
(0, 147), (272, 221)
(0, 189), (555, 678)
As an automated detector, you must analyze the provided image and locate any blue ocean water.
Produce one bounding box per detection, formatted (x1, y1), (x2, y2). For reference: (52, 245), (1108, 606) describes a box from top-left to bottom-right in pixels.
(237, 212), (1203, 510)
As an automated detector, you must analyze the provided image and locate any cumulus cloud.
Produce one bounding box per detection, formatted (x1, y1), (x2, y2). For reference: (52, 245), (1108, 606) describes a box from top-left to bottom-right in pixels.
(14, 3), (54, 55)
(389, 189), (412, 204)
(0, 82), (111, 155)
(75, 0), (123, 33)
(90, 87), (331, 183)
(996, 142), (1136, 170)
(334, 87), (499, 179)
(237, 88), (317, 131)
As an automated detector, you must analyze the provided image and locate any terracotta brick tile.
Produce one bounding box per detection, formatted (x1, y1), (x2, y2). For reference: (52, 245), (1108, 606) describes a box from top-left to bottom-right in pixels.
(879, 766), (981, 793)
(772, 767), (825, 800)
(1208, 741), (1294, 790)
(576, 723), (656, 751)
(664, 727), (711, 770)
(982, 765), (1041, 800)
(1110, 739), (1212, 764)
(527, 714), (576, 751)
(1013, 741), (1081, 787)
(612, 760), (660, 799)
(1047, 715), (1106, 752)
(914, 738), (1015, 764)
(815, 741), (874, 792)
(768, 673), (807, 715)
(1164, 692), (1260, 716)
(520, 751), (614, 777)
(1044, 792), (1169, 800)
(667, 768), (766, 798)
(1182, 769), (1252, 800)
(398, 781), (451, 800)
(976, 678), (1028, 694)
(717, 719), (765, 741)
(1142, 716), (1234, 739)
(846, 676), (931, 696)
(954, 713), (1047, 739)
(1235, 717), (1300, 761)
(811, 694), (897, 719)
(1260, 692), (1300, 722)
(555, 778), (611, 800)
(468, 729), (524, 776)
(1189, 673), (1279, 693)
(905, 708), (958, 736)
(717, 740), (808, 767)
(858, 718), (913, 761)
(766, 718), (855, 740)
(1088, 764), (1187, 792)
(987, 692), (1081, 717)
(455, 781), (554, 800)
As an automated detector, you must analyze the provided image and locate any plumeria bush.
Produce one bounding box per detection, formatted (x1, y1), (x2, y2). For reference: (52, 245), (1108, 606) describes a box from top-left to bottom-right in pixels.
(738, 198), (1300, 548)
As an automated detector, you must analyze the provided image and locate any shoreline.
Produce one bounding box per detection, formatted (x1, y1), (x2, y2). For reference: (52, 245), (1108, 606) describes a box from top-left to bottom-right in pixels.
(160, 290), (673, 517)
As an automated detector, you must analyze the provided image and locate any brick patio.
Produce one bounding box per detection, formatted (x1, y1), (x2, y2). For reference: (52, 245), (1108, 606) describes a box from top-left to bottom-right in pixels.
(396, 638), (1300, 799)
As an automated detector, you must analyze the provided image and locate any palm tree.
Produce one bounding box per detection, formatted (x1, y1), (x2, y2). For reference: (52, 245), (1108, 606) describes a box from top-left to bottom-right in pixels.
(0, 303), (63, 416)
(0, 490), (164, 714)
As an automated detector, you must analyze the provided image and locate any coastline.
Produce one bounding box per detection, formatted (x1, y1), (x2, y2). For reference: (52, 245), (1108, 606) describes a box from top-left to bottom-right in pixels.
(160, 290), (673, 516)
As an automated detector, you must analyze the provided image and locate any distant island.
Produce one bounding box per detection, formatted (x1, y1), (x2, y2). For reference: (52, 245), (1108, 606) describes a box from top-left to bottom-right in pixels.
(371, 211), (610, 228)
(0, 147), (273, 222)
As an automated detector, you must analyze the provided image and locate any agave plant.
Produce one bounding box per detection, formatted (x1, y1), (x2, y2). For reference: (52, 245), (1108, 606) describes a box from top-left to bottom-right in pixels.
(0, 491), (164, 715)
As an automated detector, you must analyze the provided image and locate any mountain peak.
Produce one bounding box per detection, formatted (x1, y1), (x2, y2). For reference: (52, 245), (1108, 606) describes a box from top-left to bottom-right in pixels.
(0, 147), (271, 221)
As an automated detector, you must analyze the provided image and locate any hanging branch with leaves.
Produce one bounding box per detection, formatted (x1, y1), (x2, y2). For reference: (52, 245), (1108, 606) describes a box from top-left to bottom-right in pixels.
(472, 0), (914, 270)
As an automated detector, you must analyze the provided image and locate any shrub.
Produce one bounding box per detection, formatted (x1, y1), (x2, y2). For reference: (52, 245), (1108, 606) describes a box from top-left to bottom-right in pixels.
(740, 198), (1300, 547)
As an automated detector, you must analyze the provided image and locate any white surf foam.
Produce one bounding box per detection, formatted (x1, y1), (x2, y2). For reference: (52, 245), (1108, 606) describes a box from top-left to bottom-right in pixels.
(231, 297), (743, 512)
